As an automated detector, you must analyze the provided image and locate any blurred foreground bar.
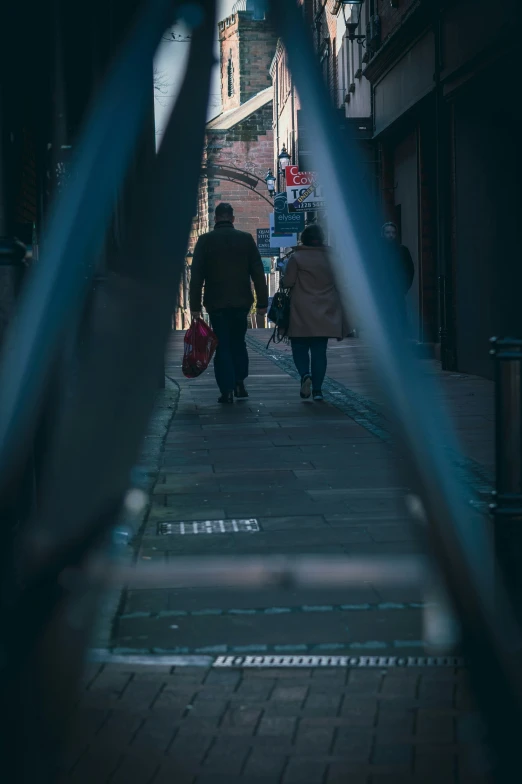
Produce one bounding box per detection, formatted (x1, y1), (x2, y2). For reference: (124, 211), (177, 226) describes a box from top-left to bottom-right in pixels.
(87, 554), (429, 590)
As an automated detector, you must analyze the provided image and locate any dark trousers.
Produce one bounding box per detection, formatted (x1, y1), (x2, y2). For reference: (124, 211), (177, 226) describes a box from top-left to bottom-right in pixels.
(209, 308), (249, 394)
(291, 337), (328, 391)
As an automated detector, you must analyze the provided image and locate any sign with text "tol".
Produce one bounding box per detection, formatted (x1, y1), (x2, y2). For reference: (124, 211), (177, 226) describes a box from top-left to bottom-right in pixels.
(256, 228), (280, 256)
(286, 165), (326, 212)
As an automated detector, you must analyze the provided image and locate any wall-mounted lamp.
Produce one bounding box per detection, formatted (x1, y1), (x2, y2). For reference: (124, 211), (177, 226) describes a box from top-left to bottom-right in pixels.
(265, 169), (276, 197)
(278, 144), (291, 173)
(341, 0), (366, 45)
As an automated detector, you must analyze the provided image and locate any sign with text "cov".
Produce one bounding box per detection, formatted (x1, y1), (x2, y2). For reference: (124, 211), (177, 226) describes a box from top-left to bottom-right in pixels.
(285, 165), (326, 212)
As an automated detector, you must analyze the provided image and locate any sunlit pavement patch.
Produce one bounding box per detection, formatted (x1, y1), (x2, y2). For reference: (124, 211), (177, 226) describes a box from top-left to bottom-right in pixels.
(157, 518), (260, 535)
(246, 334), (493, 501)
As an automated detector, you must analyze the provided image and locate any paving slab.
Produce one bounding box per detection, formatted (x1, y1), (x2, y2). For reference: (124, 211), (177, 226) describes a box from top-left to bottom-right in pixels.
(58, 665), (490, 783)
(71, 331), (497, 782)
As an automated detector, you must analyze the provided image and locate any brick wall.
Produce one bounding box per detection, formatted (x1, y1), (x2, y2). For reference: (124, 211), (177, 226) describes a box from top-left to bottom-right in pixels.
(219, 12), (278, 113)
(180, 109), (274, 329)
(314, 1), (339, 106)
(205, 103), (274, 237)
(271, 41), (301, 178)
(189, 103), (274, 253)
(378, 0), (419, 43)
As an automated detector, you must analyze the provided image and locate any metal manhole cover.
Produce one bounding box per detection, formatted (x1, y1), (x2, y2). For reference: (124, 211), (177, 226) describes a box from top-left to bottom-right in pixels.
(157, 519), (260, 535)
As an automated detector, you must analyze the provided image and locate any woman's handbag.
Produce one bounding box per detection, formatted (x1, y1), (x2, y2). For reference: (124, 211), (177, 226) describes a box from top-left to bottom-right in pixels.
(182, 317), (219, 378)
(266, 287), (291, 348)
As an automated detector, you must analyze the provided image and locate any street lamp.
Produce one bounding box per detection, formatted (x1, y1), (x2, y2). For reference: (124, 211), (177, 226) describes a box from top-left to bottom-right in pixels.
(278, 144), (291, 173)
(265, 169), (276, 197)
(341, 1), (366, 45)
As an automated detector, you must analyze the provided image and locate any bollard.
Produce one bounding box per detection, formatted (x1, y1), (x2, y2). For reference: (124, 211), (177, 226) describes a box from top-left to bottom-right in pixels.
(489, 337), (522, 618)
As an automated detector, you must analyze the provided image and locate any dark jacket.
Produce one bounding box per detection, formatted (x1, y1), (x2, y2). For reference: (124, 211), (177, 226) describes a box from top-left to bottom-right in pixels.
(386, 240), (415, 296)
(189, 221), (269, 313)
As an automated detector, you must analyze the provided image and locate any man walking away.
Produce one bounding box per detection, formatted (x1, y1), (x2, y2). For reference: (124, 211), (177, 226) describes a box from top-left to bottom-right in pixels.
(190, 203), (268, 404)
(381, 221), (414, 296)
(381, 221), (415, 333)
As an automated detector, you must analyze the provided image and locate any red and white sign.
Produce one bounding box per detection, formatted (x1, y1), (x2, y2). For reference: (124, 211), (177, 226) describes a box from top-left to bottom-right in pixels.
(285, 166), (326, 212)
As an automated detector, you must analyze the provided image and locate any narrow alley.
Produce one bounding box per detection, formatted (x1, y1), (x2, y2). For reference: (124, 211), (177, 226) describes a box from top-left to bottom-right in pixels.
(59, 333), (492, 783)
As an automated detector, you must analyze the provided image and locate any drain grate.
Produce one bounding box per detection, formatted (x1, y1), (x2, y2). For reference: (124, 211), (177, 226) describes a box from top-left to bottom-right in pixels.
(214, 654), (464, 669)
(157, 519), (260, 535)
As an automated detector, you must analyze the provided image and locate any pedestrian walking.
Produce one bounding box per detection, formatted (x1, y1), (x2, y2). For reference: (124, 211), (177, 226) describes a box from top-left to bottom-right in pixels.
(381, 222), (414, 335)
(190, 203), (269, 404)
(283, 224), (348, 402)
(381, 221), (415, 296)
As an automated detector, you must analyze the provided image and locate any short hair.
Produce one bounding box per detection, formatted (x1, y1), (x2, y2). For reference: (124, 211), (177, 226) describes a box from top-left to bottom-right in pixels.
(215, 202), (234, 220)
(301, 224), (324, 247)
(381, 221), (398, 236)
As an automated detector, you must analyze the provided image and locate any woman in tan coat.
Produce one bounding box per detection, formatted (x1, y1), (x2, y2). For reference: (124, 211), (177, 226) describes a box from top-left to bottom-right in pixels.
(283, 225), (347, 401)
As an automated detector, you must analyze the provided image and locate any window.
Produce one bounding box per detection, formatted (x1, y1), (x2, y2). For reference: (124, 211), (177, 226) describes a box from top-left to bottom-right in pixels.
(227, 51), (234, 97)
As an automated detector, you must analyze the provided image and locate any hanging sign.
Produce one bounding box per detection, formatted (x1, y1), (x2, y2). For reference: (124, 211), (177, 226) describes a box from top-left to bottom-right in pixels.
(269, 214), (297, 247)
(256, 228), (280, 255)
(273, 195), (305, 234)
(274, 191), (289, 214)
(285, 166), (326, 212)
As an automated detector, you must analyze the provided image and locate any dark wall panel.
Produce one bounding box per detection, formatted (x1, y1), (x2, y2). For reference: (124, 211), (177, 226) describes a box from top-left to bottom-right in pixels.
(454, 86), (522, 377)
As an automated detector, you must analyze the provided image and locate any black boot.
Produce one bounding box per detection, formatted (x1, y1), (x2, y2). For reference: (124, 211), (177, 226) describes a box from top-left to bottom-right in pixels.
(218, 391), (234, 404)
(234, 381), (248, 400)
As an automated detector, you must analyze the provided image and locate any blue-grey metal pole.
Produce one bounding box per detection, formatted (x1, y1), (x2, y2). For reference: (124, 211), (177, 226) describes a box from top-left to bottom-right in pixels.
(271, 0), (522, 776)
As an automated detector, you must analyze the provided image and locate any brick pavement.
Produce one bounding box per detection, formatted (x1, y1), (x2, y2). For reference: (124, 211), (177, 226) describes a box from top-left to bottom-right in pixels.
(63, 330), (495, 782)
(110, 331), (429, 657)
(58, 662), (491, 784)
(251, 332), (494, 480)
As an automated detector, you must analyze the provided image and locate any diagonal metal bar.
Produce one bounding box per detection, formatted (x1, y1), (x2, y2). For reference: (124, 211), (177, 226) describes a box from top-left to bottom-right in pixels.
(0, 0), (179, 488)
(1, 4), (217, 777)
(18, 0), (216, 583)
(271, 0), (522, 777)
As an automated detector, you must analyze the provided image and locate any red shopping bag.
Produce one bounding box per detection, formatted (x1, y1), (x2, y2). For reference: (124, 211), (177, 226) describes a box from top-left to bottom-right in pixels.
(182, 318), (218, 379)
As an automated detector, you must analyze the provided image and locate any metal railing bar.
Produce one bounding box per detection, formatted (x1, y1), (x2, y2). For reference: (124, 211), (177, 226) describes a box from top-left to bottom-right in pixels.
(84, 554), (429, 591)
(0, 0), (179, 488)
(271, 0), (522, 776)
(18, 1), (216, 583)
(1, 5), (216, 777)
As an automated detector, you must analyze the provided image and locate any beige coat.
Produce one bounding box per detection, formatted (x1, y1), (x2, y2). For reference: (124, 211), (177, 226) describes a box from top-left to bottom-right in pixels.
(283, 246), (348, 339)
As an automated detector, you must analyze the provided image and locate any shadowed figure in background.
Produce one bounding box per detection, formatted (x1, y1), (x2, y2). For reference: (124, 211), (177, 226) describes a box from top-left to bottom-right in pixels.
(283, 224), (349, 402)
(381, 222), (415, 332)
(190, 203), (268, 404)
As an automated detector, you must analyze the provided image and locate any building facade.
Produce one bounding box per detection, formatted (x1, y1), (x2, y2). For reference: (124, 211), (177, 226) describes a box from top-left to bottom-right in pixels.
(363, 0), (522, 375)
(180, 2), (278, 329)
(271, 0), (522, 378)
